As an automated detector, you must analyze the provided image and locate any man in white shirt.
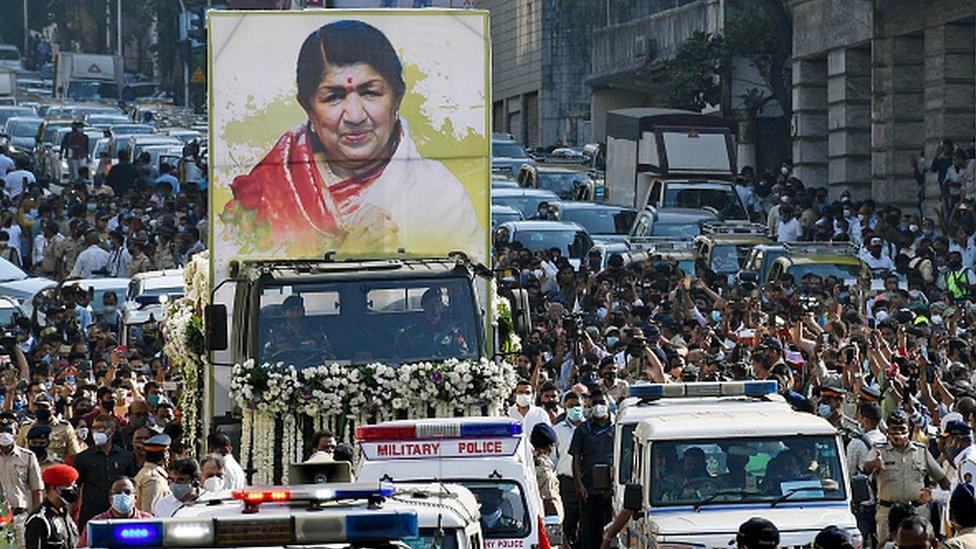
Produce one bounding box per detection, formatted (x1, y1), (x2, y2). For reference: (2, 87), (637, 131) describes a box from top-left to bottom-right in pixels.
(507, 380), (551, 440)
(107, 231), (131, 278)
(949, 228), (976, 269)
(776, 205), (803, 243)
(207, 432), (246, 490)
(0, 152), (13, 177)
(552, 391), (585, 549)
(71, 232), (112, 278)
(3, 157), (34, 200)
(860, 237), (895, 271)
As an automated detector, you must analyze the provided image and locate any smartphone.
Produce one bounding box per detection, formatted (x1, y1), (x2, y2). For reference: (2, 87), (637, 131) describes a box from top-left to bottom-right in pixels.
(161, 381), (178, 391)
(820, 333), (830, 345)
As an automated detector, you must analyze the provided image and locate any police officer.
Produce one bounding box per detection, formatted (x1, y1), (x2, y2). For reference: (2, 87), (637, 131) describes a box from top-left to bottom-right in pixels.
(846, 401), (885, 548)
(134, 433), (171, 512)
(530, 423), (563, 519)
(25, 424), (62, 473)
(16, 394), (82, 463)
(24, 463), (80, 549)
(864, 410), (950, 545)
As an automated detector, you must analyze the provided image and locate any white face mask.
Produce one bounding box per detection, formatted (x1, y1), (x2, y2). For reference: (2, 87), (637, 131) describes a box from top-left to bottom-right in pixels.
(515, 393), (533, 407)
(0, 433), (13, 447)
(593, 404), (609, 419)
(201, 476), (224, 492)
(92, 431), (110, 446)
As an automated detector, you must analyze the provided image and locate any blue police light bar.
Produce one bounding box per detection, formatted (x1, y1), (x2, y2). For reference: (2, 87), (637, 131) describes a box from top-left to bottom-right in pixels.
(459, 421), (523, 438)
(358, 420), (522, 441)
(310, 482), (396, 501)
(629, 381), (778, 400)
(89, 521), (164, 547)
(345, 511), (419, 541)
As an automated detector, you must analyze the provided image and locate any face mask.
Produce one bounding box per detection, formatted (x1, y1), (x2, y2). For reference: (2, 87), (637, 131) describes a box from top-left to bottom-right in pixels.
(817, 404), (834, 419)
(875, 310), (889, 322)
(100, 398), (115, 411)
(76, 427), (89, 441)
(542, 400), (558, 410)
(711, 310), (722, 323)
(932, 314), (944, 325)
(603, 371), (616, 381)
(93, 430), (110, 446)
(909, 224), (919, 233)
(65, 376), (75, 385)
(171, 482), (194, 500)
(567, 406), (584, 422)
(202, 476), (224, 492)
(593, 404), (609, 419)
(515, 393), (533, 407)
(606, 336), (619, 348)
(29, 445), (47, 460)
(35, 409), (51, 422)
(0, 433), (14, 447)
(111, 493), (135, 515)
(147, 394), (161, 407)
(59, 486), (78, 504)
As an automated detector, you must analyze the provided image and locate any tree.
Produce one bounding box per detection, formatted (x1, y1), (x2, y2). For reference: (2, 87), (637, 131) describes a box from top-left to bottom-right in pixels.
(663, 0), (792, 115)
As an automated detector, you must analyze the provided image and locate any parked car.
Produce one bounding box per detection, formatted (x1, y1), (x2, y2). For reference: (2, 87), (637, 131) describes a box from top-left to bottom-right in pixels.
(629, 207), (718, 241)
(0, 106), (37, 130)
(517, 163), (596, 201)
(0, 44), (23, 72)
(491, 188), (560, 219)
(492, 135), (534, 178)
(491, 204), (522, 230)
(1, 116), (42, 157)
(553, 202), (636, 244)
(494, 220), (595, 268)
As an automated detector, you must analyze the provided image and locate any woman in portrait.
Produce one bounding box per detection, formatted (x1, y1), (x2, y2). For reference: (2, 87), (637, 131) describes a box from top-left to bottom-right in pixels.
(227, 20), (484, 256)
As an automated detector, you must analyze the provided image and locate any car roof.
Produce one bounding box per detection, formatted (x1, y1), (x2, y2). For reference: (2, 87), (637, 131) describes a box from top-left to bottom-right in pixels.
(5, 116), (42, 124)
(780, 255), (861, 266)
(492, 188), (559, 199)
(635, 403), (836, 440)
(667, 181), (735, 190)
(654, 208), (718, 222)
(502, 220), (586, 232)
(491, 204), (521, 215)
(535, 165), (590, 174)
(556, 202), (633, 212)
(63, 277), (130, 290)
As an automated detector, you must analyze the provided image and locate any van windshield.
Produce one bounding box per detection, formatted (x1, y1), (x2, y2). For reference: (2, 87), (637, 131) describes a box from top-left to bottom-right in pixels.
(460, 480), (531, 539)
(650, 435), (846, 507)
(257, 276), (480, 368)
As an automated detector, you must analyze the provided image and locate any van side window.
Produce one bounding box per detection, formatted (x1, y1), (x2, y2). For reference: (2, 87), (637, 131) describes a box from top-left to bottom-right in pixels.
(650, 181), (662, 204)
(633, 439), (645, 486)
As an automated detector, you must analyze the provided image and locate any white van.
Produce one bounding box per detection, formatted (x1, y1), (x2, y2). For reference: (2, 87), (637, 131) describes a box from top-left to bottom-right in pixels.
(614, 381), (861, 548)
(87, 481), (484, 548)
(356, 417), (559, 549)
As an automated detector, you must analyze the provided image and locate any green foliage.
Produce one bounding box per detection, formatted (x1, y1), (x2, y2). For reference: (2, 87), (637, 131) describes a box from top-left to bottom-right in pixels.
(662, 31), (726, 112)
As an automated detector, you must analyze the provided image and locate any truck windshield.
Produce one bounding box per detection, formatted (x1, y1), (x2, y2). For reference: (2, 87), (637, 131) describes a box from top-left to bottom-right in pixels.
(67, 81), (119, 102)
(664, 185), (747, 220)
(493, 142), (527, 158)
(513, 229), (593, 259)
(257, 276), (480, 368)
(650, 436), (846, 507)
(405, 529), (461, 549)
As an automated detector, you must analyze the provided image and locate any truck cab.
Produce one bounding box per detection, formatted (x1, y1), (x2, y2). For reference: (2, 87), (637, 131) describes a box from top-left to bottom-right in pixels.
(603, 108), (746, 219)
(614, 382), (860, 549)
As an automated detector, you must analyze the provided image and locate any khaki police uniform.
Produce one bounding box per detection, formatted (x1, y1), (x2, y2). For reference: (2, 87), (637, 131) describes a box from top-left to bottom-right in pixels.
(16, 419), (82, 462)
(867, 440), (946, 541)
(126, 252), (152, 277)
(945, 527), (976, 549)
(134, 461), (170, 513)
(534, 454), (563, 519)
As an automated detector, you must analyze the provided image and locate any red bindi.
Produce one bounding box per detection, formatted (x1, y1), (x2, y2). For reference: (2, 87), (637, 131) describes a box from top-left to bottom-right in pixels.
(344, 77), (355, 93)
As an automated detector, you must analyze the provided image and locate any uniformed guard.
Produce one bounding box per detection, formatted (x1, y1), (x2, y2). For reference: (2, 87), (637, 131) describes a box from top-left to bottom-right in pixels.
(25, 424), (63, 473)
(530, 423), (563, 519)
(24, 463), (80, 549)
(945, 482), (976, 549)
(864, 409), (950, 545)
(17, 393), (82, 463)
(134, 433), (171, 512)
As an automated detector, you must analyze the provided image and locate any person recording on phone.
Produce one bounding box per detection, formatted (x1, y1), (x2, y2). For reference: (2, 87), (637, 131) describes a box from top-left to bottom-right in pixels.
(619, 328), (666, 383)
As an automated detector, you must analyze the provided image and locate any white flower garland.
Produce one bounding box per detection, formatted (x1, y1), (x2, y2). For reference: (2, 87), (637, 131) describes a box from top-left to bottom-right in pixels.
(162, 252), (210, 455)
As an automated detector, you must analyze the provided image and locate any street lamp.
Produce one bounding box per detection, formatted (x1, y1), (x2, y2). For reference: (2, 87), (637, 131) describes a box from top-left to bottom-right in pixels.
(178, 0), (190, 107)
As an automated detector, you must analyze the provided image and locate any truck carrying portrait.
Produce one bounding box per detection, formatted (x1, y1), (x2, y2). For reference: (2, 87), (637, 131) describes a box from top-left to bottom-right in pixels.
(209, 10), (490, 279)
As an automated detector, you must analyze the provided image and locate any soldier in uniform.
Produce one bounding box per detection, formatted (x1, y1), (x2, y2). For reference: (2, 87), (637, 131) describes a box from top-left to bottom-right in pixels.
(134, 433), (171, 512)
(864, 410), (950, 545)
(531, 423), (563, 519)
(25, 425), (62, 473)
(16, 394), (82, 463)
(24, 464), (80, 549)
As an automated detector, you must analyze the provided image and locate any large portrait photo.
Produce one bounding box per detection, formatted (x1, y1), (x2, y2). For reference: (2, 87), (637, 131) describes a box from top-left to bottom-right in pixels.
(209, 11), (490, 280)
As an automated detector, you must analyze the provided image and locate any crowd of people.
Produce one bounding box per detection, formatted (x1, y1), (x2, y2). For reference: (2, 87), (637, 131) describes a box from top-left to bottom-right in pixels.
(0, 108), (222, 547)
(494, 143), (976, 549)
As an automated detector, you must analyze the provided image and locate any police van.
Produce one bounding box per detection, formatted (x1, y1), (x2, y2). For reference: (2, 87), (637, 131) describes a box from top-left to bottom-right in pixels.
(356, 417), (558, 549)
(86, 481), (484, 548)
(613, 381), (861, 548)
